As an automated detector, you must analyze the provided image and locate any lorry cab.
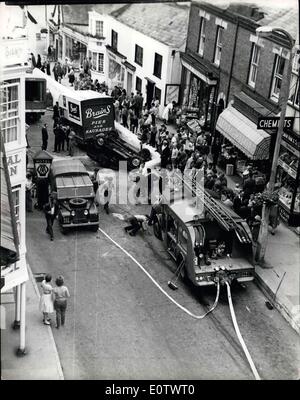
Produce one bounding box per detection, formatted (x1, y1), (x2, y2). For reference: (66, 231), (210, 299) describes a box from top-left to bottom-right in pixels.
(50, 159), (99, 233)
(154, 196), (254, 287)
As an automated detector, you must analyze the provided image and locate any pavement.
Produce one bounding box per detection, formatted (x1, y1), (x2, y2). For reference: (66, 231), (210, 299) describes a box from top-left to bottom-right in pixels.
(1, 265), (64, 380)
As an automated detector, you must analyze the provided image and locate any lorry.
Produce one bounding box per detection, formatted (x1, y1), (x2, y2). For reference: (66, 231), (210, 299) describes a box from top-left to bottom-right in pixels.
(49, 159), (99, 233)
(57, 88), (151, 169)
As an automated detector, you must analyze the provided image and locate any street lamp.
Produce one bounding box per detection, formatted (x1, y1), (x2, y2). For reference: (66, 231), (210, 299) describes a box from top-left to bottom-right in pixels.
(255, 26), (294, 263)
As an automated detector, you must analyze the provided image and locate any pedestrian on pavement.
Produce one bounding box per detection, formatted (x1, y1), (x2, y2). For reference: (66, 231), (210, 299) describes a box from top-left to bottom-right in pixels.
(30, 53), (36, 68)
(41, 123), (48, 150)
(65, 125), (71, 151)
(43, 193), (59, 241)
(25, 173), (34, 212)
(159, 139), (172, 169)
(68, 67), (75, 86)
(58, 125), (65, 152)
(36, 54), (42, 69)
(99, 176), (114, 214)
(162, 101), (176, 124)
(211, 137), (221, 167)
(121, 104), (129, 128)
(46, 61), (51, 76)
(53, 124), (59, 152)
(53, 101), (60, 121)
(124, 214), (150, 236)
(39, 274), (54, 325)
(52, 275), (70, 329)
(52, 62), (59, 81)
(68, 129), (76, 156)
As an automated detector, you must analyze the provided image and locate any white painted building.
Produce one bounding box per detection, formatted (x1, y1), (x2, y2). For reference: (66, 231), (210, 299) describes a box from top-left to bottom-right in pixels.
(53, 3), (189, 117)
(0, 3), (30, 353)
(88, 3), (189, 116)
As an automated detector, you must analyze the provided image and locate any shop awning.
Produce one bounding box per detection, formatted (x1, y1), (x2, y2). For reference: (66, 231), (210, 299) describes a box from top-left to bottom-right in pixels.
(0, 141), (19, 266)
(216, 106), (271, 160)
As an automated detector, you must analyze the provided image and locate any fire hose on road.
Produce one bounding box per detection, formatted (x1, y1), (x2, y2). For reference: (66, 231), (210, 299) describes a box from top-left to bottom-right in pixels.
(98, 227), (261, 380)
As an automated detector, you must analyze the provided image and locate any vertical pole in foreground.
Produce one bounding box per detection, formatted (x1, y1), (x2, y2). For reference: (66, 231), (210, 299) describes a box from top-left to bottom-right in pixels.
(16, 282), (26, 356)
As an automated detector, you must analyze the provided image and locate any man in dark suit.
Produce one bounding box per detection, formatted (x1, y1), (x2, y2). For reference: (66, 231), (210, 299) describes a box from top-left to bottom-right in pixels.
(243, 172), (256, 198)
(43, 193), (59, 241)
(41, 123), (48, 150)
(159, 139), (172, 169)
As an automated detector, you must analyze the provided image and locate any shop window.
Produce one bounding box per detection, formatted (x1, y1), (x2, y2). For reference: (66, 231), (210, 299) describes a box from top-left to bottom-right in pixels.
(154, 86), (161, 104)
(95, 20), (103, 38)
(153, 53), (162, 79)
(198, 17), (206, 57)
(0, 81), (19, 144)
(289, 52), (300, 108)
(248, 43), (260, 88)
(98, 53), (104, 73)
(214, 26), (223, 67)
(91, 52), (97, 70)
(11, 186), (21, 222)
(111, 30), (118, 50)
(136, 76), (142, 92)
(270, 55), (285, 102)
(135, 44), (143, 66)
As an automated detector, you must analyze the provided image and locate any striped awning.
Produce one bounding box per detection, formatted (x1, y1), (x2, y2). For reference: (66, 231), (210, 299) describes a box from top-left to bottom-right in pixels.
(0, 140), (19, 266)
(216, 106), (271, 160)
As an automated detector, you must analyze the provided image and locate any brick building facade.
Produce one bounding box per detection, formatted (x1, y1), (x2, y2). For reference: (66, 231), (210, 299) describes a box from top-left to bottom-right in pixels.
(180, 0), (299, 225)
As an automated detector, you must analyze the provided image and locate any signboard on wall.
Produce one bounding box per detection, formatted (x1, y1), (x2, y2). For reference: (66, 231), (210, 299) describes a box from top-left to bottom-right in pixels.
(68, 101), (81, 123)
(82, 99), (115, 138)
(257, 116), (294, 130)
(164, 84), (180, 106)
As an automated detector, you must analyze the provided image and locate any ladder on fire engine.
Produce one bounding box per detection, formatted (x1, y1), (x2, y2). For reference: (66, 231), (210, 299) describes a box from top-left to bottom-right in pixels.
(174, 172), (252, 244)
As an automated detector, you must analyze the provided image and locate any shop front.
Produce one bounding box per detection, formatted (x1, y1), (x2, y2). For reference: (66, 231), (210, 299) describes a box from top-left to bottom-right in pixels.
(276, 130), (300, 226)
(216, 104), (271, 184)
(106, 45), (126, 92)
(180, 53), (218, 131)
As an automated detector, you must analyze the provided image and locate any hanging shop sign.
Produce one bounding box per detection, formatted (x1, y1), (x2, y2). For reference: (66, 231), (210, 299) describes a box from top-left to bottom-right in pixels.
(257, 116), (294, 130)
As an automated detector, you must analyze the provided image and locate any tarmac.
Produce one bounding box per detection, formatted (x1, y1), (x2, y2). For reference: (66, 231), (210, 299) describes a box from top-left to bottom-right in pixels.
(1, 72), (299, 381)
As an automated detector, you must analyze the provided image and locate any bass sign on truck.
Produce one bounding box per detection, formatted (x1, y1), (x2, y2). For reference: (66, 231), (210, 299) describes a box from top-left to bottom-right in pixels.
(58, 90), (115, 144)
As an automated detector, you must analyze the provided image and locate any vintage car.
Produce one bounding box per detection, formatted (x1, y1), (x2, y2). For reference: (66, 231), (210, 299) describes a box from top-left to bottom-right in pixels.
(49, 159), (99, 233)
(86, 131), (151, 171)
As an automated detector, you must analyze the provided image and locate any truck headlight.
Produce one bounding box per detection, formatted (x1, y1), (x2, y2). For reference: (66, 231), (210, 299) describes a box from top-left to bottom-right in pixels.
(71, 210), (76, 217)
(132, 158), (140, 167)
(84, 209), (88, 216)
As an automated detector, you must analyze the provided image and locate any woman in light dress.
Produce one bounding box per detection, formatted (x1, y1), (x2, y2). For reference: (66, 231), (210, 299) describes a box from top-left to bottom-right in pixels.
(39, 274), (54, 325)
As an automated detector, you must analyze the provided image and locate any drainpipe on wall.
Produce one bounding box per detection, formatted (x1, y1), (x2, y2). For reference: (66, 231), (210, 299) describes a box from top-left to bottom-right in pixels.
(226, 20), (239, 107)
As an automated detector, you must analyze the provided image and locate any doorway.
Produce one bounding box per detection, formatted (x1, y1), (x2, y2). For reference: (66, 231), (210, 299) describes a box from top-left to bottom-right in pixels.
(127, 71), (133, 95)
(146, 79), (155, 109)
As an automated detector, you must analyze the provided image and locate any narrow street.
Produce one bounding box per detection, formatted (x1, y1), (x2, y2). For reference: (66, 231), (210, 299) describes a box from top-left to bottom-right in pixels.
(25, 114), (300, 380)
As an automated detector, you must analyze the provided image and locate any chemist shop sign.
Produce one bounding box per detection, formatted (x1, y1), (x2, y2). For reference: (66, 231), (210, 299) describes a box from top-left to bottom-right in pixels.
(82, 101), (115, 138)
(257, 117), (294, 130)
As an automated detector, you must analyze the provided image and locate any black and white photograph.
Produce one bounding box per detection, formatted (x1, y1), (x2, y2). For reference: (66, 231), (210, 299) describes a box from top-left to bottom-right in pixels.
(0, 0), (299, 385)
